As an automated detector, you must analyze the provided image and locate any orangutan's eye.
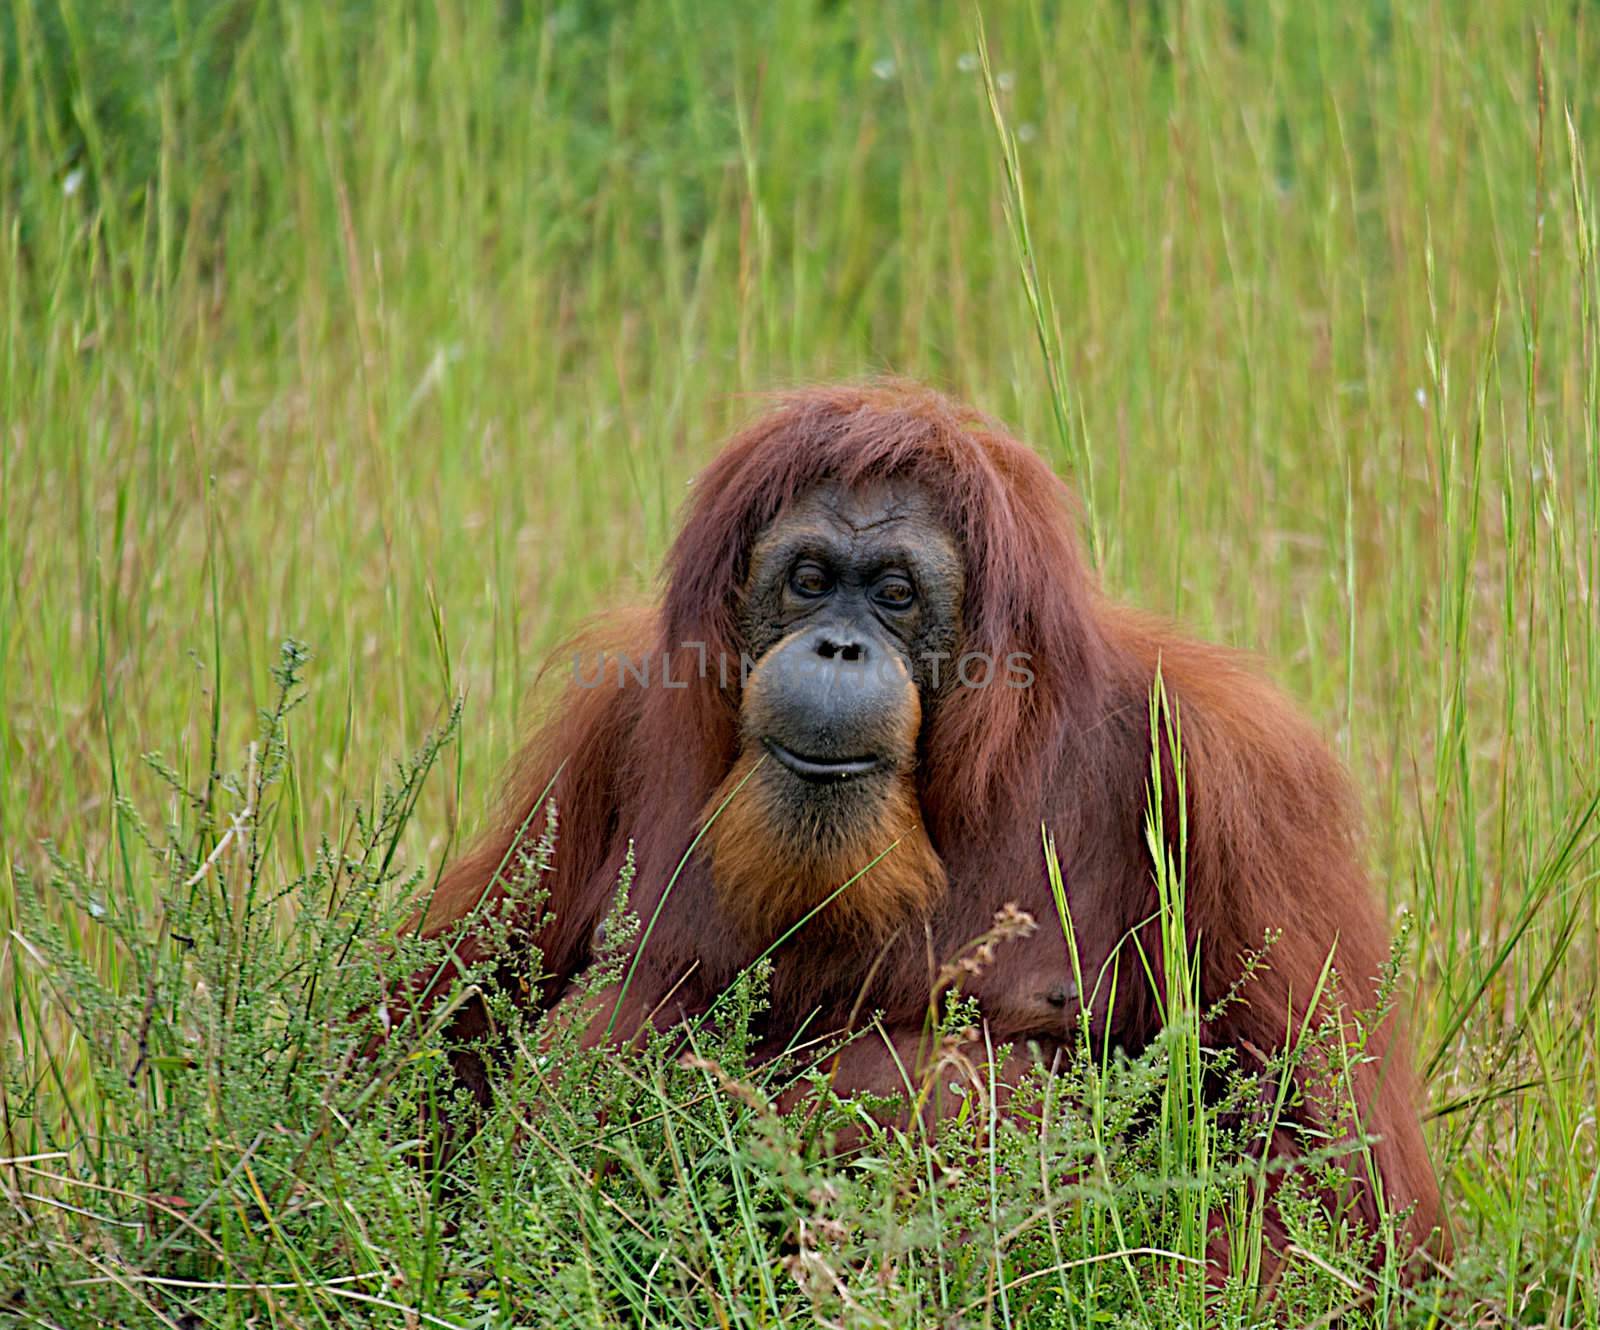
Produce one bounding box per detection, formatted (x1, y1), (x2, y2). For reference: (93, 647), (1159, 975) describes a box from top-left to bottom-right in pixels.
(790, 562), (834, 598)
(874, 576), (915, 609)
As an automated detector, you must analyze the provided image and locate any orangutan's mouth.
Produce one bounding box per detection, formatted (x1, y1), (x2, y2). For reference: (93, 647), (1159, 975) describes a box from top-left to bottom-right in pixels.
(764, 740), (882, 782)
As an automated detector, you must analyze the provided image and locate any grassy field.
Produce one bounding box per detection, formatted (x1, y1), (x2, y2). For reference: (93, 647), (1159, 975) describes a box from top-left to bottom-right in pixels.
(2, 1), (1598, 1324)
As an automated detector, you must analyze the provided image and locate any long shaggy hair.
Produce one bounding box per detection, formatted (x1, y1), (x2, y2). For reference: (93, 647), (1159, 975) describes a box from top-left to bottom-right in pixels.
(418, 380), (1446, 1263)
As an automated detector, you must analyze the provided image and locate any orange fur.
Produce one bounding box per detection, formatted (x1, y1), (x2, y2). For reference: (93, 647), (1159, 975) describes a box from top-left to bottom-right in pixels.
(406, 381), (1449, 1272)
(704, 751), (947, 943)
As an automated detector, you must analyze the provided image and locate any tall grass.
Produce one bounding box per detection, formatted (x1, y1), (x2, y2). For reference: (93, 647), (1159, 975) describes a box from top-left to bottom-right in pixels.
(2, 1), (1597, 1324)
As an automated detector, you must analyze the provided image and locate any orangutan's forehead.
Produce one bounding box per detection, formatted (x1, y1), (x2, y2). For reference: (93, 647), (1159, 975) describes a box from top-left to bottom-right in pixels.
(774, 477), (941, 536)
(744, 477), (963, 608)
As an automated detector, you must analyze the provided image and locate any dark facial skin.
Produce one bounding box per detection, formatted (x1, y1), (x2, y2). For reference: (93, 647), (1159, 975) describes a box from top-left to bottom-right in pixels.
(737, 479), (963, 787)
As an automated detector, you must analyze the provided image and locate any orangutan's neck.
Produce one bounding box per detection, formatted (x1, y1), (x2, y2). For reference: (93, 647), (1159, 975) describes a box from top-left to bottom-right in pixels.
(702, 753), (947, 944)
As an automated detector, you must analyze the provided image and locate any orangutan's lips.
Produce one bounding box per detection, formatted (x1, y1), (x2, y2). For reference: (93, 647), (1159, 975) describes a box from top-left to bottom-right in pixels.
(764, 741), (882, 782)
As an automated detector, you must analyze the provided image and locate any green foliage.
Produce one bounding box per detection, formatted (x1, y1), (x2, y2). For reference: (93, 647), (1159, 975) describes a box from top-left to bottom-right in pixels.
(1, 656), (1440, 1324)
(1, 648), (1461, 1326)
(1, 644), (467, 1319)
